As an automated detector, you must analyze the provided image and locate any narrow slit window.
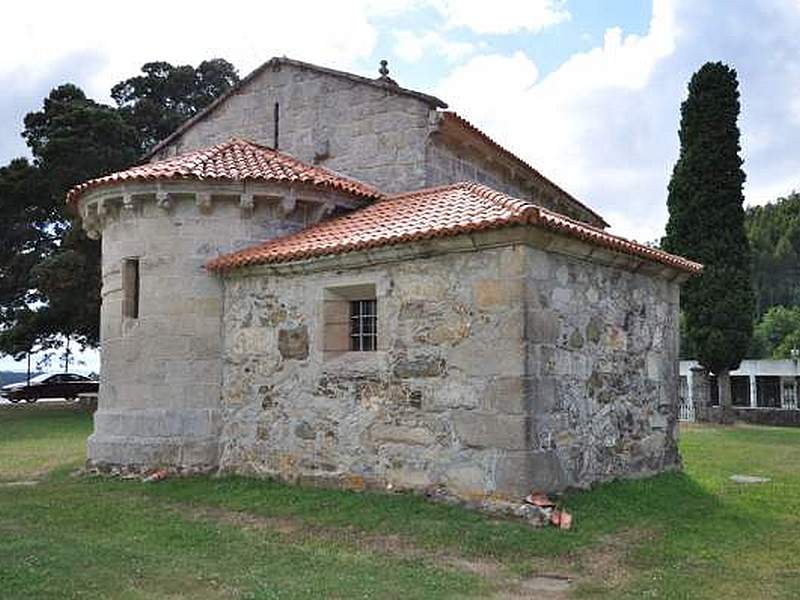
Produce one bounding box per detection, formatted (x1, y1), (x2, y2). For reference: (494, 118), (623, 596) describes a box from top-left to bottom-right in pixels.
(349, 299), (377, 351)
(122, 258), (140, 319)
(273, 102), (280, 149)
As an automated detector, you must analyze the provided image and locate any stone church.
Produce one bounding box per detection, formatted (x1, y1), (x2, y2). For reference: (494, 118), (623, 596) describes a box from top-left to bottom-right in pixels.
(68, 57), (700, 498)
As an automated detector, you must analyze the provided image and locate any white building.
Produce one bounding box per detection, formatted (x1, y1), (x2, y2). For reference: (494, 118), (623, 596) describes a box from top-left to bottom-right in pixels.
(679, 359), (800, 421)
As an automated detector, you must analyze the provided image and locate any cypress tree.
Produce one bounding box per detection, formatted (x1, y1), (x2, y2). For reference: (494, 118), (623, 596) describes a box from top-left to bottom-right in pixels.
(662, 62), (754, 423)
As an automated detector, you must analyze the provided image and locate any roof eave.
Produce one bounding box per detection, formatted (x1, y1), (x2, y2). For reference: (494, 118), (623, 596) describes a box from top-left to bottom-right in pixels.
(206, 220), (702, 277)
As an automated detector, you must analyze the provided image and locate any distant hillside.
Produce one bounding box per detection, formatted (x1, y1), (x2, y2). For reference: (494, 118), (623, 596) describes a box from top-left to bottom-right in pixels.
(0, 371), (43, 386)
(746, 192), (800, 316)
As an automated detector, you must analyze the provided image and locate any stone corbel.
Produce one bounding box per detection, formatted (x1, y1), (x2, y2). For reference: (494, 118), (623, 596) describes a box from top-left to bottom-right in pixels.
(278, 189), (296, 217)
(121, 194), (135, 216)
(240, 193), (255, 216)
(196, 192), (213, 214)
(97, 199), (109, 222)
(82, 205), (101, 239)
(428, 109), (442, 133)
(156, 189), (172, 212)
(311, 199), (335, 223)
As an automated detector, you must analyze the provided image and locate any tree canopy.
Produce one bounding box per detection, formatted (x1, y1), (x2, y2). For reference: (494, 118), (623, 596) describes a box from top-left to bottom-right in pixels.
(0, 60), (239, 360)
(750, 305), (800, 359)
(111, 59), (238, 153)
(745, 192), (800, 317)
(0, 158), (52, 355)
(662, 62), (754, 375)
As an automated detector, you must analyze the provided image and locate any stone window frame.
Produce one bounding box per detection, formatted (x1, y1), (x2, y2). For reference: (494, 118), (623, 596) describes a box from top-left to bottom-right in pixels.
(322, 282), (380, 359)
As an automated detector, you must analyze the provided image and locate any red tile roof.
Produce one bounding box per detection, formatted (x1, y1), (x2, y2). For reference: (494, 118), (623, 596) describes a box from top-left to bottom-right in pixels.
(440, 112), (609, 228)
(66, 138), (382, 205)
(206, 181), (701, 274)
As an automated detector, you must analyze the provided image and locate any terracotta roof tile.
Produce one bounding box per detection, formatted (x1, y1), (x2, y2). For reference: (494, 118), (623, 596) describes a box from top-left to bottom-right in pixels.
(66, 138), (382, 205)
(206, 181), (701, 274)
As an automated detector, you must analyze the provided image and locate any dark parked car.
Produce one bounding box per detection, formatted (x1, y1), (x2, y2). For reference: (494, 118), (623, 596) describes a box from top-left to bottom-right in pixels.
(0, 373), (98, 403)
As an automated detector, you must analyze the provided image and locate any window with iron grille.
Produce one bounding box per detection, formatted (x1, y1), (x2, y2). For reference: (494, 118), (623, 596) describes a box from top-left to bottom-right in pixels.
(350, 299), (377, 351)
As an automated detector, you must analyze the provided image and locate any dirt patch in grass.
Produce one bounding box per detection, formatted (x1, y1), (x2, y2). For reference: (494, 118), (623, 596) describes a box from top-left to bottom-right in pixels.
(188, 504), (302, 535)
(569, 528), (659, 595)
(185, 504), (442, 559)
(182, 503), (577, 598)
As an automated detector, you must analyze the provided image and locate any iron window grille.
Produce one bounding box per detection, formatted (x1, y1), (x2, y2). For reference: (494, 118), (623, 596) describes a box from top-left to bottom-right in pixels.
(350, 299), (377, 351)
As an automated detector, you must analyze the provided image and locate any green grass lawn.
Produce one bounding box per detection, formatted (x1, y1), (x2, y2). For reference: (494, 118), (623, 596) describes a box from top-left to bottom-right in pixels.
(1, 405), (799, 599)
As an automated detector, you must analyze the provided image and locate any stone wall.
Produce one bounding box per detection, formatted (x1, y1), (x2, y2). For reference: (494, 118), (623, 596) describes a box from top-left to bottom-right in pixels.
(425, 135), (595, 223)
(153, 61), (603, 225)
(85, 184), (360, 470)
(519, 245), (681, 490)
(154, 62), (435, 194)
(732, 408), (800, 427)
(219, 232), (682, 498)
(425, 135), (526, 197)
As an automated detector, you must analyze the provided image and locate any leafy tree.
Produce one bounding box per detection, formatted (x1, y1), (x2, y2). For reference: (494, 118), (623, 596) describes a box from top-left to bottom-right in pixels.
(0, 60), (239, 361)
(745, 193), (800, 316)
(662, 62), (755, 423)
(750, 306), (800, 359)
(112, 59), (239, 153)
(0, 159), (53, 355)
(677, 312), (696, 360)
(23, 84), (140, 198)
(0, 85), (139, 358)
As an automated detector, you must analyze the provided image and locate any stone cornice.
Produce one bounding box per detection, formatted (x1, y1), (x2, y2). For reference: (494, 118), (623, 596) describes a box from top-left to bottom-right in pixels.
(221, 225), (692, 284)
(76, 179), (365, 239)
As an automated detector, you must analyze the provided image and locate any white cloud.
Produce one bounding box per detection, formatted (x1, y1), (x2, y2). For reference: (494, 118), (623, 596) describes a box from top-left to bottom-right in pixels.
(434, 50), (540, 95)
(0, 0), (395, 104)
(393, 30), (475, 62)
(435, 0), (800, 242)
(428, 0), (570, 34)
(3, 0), (800, 246)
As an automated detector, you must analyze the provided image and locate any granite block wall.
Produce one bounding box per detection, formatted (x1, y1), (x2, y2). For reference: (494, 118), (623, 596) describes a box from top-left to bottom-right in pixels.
(218, 238), (681, 498)
(85, 185), (360, 470)
(155, 63), (434, 195)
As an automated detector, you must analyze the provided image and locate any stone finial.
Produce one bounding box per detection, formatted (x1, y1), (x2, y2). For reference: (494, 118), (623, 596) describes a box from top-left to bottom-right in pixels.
(377, 59), (397, 85)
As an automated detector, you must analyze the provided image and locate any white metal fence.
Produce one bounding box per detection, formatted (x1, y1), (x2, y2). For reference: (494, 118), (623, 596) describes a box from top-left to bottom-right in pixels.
(678, 375), (695, 422)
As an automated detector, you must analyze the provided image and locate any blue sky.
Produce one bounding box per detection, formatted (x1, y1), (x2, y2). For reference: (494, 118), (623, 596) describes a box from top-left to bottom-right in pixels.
(365, 1), (653, 88)
(2, 0), (800, 372)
